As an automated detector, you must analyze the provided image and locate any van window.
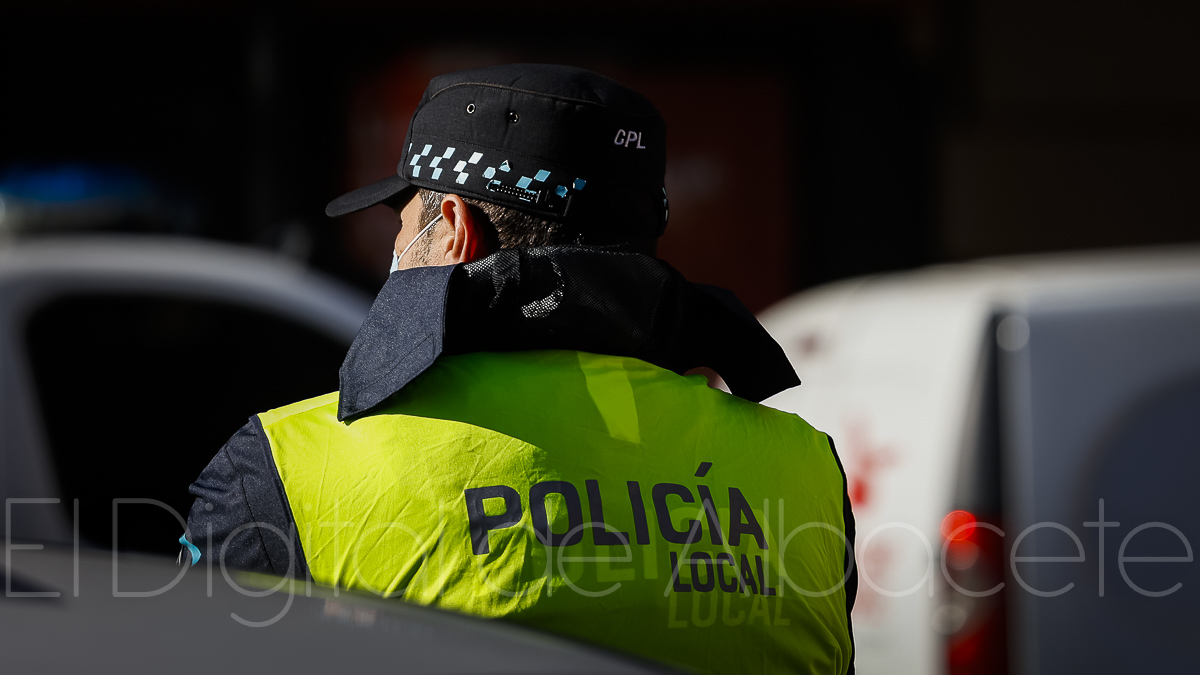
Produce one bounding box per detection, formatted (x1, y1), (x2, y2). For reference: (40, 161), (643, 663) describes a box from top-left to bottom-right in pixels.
(24, 293), (349, 556)
(1089, 374), (1200, 606)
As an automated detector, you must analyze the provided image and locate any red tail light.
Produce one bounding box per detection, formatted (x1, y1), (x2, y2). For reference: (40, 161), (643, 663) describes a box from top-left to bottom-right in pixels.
(942, 510), (977, 541)
(938, 511), (1008, 675)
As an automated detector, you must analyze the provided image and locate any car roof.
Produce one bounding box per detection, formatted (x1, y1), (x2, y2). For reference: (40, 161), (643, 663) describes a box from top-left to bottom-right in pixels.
(0, 234), (371, 342)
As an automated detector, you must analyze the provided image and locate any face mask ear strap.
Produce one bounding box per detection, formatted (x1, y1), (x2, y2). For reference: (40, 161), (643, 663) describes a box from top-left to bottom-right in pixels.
(389, 213), (444, 274)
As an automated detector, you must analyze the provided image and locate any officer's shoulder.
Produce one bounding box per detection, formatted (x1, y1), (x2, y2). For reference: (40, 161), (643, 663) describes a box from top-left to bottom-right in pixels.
(257, 391), (339, 427)
(643, 362), (828, 439)
(725, 391), (828, 440)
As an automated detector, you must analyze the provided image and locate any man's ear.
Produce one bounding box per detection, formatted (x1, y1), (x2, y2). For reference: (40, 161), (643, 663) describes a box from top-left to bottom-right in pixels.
(438, 194), (491, 264)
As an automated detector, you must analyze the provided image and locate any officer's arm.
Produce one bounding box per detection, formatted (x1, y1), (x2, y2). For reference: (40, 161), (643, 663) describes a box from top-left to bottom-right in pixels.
(180, 419), (301, 577)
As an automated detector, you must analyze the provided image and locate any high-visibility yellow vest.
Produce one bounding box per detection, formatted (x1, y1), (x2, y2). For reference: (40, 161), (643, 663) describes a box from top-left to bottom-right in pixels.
(259, 350), (852, 674)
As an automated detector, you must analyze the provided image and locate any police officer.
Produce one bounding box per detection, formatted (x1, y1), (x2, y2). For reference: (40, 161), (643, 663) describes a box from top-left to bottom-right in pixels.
(184, 64), (856, 674)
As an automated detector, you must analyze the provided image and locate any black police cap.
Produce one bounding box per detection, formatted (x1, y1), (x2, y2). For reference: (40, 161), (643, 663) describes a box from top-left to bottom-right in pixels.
(325, 64), (669, 238)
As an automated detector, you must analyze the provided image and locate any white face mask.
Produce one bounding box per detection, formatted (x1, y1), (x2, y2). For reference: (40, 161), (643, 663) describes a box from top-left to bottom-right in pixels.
(389, 213), (444, 274)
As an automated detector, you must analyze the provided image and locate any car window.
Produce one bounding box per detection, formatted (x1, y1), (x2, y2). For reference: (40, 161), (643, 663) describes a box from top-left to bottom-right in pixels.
(24, 292), (349, 556)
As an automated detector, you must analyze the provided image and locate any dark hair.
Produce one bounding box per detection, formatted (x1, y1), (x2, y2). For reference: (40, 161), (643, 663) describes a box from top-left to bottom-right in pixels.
(416, 188), (659, 256)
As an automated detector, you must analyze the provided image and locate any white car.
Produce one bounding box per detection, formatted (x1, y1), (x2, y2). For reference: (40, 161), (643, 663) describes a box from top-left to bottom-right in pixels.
(1, 235), (371, 551)
(760, 246), (1200, 675)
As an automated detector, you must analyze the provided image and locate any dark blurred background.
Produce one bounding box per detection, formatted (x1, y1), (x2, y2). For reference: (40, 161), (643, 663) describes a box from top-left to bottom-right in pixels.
(4, 7), (1198, 670)
(4, 0), (1196, 314)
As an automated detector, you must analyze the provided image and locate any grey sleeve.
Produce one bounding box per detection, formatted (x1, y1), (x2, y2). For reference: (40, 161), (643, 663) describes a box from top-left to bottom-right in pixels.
(182, 418), (307, 578)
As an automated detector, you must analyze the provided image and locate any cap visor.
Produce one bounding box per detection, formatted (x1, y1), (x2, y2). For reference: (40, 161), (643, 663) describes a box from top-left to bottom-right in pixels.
(325, 174), (413, 217)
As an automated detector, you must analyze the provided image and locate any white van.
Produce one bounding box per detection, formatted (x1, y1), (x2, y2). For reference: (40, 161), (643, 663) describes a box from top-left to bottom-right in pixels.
(760, 246), (1200, 675)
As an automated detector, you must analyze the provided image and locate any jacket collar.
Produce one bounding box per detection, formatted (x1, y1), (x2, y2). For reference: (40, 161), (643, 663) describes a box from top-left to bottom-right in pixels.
(337, 246), (799, 421)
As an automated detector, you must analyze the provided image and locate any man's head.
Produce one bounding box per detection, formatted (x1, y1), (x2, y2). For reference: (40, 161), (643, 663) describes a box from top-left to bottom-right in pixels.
(327, 64), (669, 267)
